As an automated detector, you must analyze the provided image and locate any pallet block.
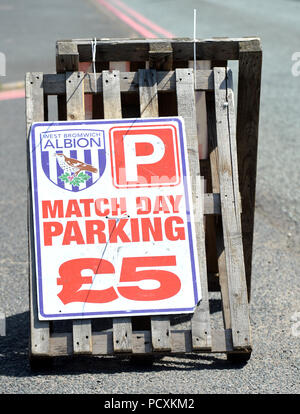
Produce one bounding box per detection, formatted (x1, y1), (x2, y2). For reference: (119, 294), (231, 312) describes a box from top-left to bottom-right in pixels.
(26, 37), (262, 366)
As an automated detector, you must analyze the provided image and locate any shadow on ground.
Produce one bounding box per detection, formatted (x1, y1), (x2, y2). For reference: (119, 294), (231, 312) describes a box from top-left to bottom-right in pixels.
(0, 311), (248, 377)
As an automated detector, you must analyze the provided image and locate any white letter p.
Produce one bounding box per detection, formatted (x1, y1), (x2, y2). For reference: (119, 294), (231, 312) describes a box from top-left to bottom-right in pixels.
(123, 134), (165, 182)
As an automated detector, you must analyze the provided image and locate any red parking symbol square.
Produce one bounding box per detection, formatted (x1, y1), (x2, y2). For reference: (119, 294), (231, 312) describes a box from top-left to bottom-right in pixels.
(109, 123), (181, 188)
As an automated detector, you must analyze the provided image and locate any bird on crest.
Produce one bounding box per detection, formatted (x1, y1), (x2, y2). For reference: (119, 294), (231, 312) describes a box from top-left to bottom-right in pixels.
(55, 153), (98, 180)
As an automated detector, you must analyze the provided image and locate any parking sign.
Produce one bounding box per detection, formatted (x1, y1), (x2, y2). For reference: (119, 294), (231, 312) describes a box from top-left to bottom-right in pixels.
(29, 117), (202, 320)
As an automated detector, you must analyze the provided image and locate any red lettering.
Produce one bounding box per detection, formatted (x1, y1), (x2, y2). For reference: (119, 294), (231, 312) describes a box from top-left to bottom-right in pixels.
(85, 220), (107, 244)
(111, 197), (127, 216)
(165, 216), (185, 241)
(79, 199), (93, 217)
(65, 200), (82, 217)
(57, 258), (117, 305)
(153, 196), (170, 214)
(42, 200), (63, 218)
(141, 217), (163, 241)
(117, 256), (181, 301)
(136, 197), (151, 214)
(167, 195), (182, 213)
(108, 219), (130, 243)
(95, 198), (109, 217)
(130, 218), (140, 242)
(62, 221), (85, 245)
(43, 221), (63, 245)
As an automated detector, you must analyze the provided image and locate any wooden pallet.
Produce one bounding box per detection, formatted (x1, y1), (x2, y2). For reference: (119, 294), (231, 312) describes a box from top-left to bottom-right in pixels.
(26, 37), (262, 366)
(56, 37), (263, 297)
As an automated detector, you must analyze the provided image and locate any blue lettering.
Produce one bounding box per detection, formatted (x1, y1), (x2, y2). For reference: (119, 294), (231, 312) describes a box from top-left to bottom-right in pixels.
(43, 139), (55, 149)
(77, 138), (89, 148)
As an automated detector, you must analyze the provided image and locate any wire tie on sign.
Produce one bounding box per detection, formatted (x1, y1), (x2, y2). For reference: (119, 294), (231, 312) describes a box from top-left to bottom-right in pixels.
(105, 213), (130, 221)
(91, 37), (97, 93)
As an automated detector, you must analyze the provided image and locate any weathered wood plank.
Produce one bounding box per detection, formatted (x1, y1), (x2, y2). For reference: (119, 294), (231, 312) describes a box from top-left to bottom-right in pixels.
(175, 69), (212, 351)
(63, 38), (261, 63)
(149, 42), (173, 70)
(188, 60), (211, 159)
(204, 193), (221, 215)
(72, 320), (92, 354)
(206, 89), (231, 328)
(102, 70), (122, 119)
(113, 318), (133, 353)
(66, 71), (85, 120)
(44, 70), (214, 96)
(170, 330), (192, 353)
(26, 72), (50, 357)
(226, 69), (242, 232)
(213, 67), (251, 350)
(79, 61), (93, 119)
(151, 316), (171, 351)
(139, 68), (159, 117)
(92, 331), (113, 355)
(49, 333), (73, 356)
(47, 328), (236, 356)
(236, 42), (262, 299)
(56, 41), (79, 73)
(56, 42), (79, 120)
(132, 331), (152, 354)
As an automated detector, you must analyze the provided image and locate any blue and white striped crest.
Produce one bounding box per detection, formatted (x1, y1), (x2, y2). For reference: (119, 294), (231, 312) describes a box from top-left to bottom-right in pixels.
(40, 129), (106, 192)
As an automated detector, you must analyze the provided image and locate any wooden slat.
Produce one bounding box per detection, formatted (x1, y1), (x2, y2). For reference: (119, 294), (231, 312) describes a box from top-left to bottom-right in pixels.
(236, 42), (262, 299)
(66, 71), (85, 121)
(217, 223), (232, 329)
(218, 69), (243, 329)
(64, 38), (261, 63)
(139, 68), (159, 117)
(204, 193), (221, 215)
(138, 68), (172, 352)
(102, 70), (122, 119)
(175, 68), (212, 351)
(72, 320), (92, 354)
(150, 316), (171, 352)
(92, 331), (113, 355)
(26, 72), (51, 357)
(213, 67), (251, 350)
(102, 69), (133, 353)
(48, 328), (236, 356)
(188, 60), (211, 159)
(79, 61), (93, 119)
(56, 41), (79, 73)
(206, 89), (231, 328)
(113, 318), (133, 353)
(44, 70), (214, 96)
(56, 43), (80, 121)
(149, 42), (173, 70)
(49, 333), (73, 356)
(226, 69), (242, 232)
(65, 71), (93, 354)
(132, 331), (152, 354)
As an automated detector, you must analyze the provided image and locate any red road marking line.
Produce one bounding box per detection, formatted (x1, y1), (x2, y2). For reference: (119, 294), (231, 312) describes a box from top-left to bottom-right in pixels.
(0, 88), (25, 101)
(0, 1), (173, 102)
(95, 0), (157, 38)
(113, 0), (174, 38)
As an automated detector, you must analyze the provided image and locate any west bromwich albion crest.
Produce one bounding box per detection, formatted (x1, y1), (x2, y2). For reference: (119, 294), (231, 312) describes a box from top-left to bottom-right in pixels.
(40, 128), (106, 192)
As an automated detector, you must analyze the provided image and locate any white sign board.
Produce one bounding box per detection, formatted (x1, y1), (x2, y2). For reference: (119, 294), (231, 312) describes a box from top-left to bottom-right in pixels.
(29, 117), (202, 320)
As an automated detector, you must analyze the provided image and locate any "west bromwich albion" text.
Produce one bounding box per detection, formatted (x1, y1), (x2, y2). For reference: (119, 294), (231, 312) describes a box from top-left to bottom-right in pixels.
(41, 130), (104, 151)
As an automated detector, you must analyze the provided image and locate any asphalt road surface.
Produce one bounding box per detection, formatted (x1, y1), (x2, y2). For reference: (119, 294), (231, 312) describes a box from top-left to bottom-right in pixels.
(0, 0), (299, 394)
